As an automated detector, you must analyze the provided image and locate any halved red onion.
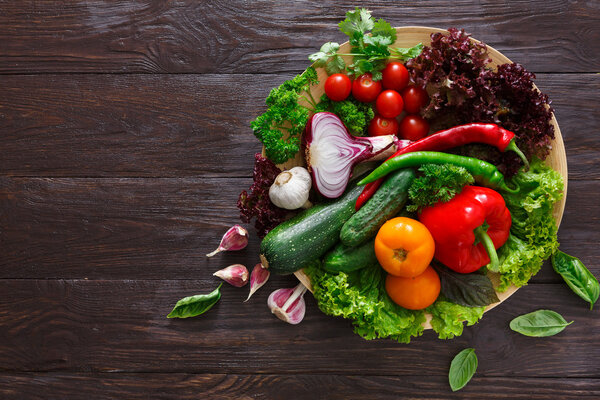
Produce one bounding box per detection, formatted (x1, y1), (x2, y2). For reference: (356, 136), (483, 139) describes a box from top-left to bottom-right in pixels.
(304, 112), (408, 198)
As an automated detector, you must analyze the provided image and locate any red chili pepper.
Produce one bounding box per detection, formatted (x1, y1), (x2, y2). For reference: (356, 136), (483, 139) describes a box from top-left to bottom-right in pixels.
(418, 186), (511, 274)
(355, 123), (528, 211)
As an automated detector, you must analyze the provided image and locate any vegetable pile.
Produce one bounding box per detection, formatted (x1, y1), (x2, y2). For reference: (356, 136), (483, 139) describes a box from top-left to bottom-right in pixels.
(169, 9), (597, 358)
(229, 7), (598, 346)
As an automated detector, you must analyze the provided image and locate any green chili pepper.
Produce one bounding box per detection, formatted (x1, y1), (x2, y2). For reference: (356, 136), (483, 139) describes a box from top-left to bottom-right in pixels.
(357, 151), (519, 193)
(552, 250), (599, 310)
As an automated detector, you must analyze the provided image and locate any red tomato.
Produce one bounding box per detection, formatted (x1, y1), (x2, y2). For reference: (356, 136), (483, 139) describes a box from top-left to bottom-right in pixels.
(382, 62), (409, 91)
(368, 115), (399, 137)
(399, 115), (430, 141)
(324, 73), (352, 101)
(352, 73), (382, 103)
(375, 90), (404, 118)
(401, 85), (429, 114)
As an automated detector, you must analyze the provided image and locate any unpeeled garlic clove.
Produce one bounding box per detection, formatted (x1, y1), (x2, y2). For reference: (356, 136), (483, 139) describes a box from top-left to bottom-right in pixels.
(213, 264), (249, 287)
(244, 263), (270, 302)
(267, 282), (307, 325)
(206, 225), (249, 257)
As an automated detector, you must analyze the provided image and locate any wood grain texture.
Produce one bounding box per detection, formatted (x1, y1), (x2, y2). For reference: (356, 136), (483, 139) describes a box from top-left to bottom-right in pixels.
(1, 373), (599, 399)
(0, 0), (598, 74)
(1, 1), (599, 397)
(1, 74), (598, 178)
(1, 177), (597, 280)
(0, 279), (598, 376)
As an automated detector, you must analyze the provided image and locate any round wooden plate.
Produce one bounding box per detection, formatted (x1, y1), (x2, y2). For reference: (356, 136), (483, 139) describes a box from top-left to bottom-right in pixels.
(266, 27), (568, 330)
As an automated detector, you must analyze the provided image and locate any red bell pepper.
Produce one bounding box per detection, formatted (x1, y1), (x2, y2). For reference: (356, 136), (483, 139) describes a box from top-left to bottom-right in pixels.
(418, 186), (511, 273)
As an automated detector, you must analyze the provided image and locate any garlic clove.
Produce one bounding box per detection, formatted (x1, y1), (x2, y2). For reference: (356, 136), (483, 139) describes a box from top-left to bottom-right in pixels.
(206, 225), (249, 257)
(244, 263), (270, 302)
(267, 283), (307, 324)
(213, 264), (249, 287)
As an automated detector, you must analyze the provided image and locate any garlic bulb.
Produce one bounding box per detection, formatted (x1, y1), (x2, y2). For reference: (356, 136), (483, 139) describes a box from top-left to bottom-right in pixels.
(269, 167), (312, 210)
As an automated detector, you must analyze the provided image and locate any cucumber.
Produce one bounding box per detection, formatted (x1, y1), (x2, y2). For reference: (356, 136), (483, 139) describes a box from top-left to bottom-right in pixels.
(323, 238), (377, 273)
(260, 184), (362, 275)
(340, 168), (415, 247)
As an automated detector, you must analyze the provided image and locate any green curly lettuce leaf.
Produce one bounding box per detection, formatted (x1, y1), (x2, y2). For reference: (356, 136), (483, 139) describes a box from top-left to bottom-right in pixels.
(496, 157), (564, 291)
(305, 262), (425, 344)
(426, 300), (485, 340)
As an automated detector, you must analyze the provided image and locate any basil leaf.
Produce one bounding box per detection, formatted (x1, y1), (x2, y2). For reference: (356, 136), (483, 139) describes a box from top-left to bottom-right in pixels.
(552, 250), (599, 310)
(449, 348), (478, 391)
(167, 283), (222, 318)
(434, 263), (500, 307)
(509, 309), (573, 337)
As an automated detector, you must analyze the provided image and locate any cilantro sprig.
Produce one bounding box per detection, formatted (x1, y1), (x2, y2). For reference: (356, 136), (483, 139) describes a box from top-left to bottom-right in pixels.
(309, 8), (423, 80)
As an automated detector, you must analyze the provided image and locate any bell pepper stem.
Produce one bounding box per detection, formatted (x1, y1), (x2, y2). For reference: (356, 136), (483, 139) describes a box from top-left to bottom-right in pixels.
(505, 140), (530, 171)
(474, 225), (500, 272)
(499, 180), (520, 194)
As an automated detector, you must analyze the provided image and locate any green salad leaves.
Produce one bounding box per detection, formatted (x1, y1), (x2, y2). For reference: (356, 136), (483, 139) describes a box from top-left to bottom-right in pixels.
(496, 157), (564, 291)
(305, 262), (426, 343)
(305, 261), (489, 343)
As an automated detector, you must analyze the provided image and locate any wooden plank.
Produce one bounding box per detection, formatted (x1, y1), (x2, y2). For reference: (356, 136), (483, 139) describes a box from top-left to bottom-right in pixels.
(0, 280), (598, 375)
(1, 177), (597, 280)
(1, 74), (598, 178)
(0, 1), (598, 74)
(0, 74), (263, 177)
(0, 373), (599, 399)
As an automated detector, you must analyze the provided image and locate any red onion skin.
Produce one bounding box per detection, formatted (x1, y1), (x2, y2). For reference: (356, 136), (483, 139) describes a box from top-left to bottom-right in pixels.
(303, 112), (402, 198)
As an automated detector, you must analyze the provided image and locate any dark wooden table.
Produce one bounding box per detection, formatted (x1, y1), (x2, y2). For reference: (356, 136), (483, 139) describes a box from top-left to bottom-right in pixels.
(1, 1), (599, 399)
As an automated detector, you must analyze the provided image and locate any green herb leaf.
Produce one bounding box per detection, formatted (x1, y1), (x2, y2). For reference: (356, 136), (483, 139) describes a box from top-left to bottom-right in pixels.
(391, 43), (424, 60)
(339, 7), (374, 37)
(309, 42), (341, 67)
(509, 309), (573, 337)
(434, 263), (500, 307)
(315, 94), (374, 136)
(251, 67), (319, 163)
(372, 18), (397, 42)
(325, 55), (346, 75)
(552, 250), (599, 310)
(167, 283), (222, 318)
(407, 163), (474, 212)
(449, 348), (478, 391)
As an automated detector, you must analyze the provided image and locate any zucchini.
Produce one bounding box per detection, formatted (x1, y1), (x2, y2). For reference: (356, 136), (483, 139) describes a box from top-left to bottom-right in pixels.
(323, 238), (377, 273)
(340, 168), (415, 247)
(260, 184), (362, 275)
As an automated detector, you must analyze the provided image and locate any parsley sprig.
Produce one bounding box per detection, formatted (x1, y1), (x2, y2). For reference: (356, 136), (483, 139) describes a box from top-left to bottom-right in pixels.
(309, 8), (423, 80)
(407, 164), (474, 211)
(251, 67), (319, 164)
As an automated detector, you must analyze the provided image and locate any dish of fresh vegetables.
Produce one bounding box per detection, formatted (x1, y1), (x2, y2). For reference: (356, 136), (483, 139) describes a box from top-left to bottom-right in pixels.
(227, 8), (598, 344)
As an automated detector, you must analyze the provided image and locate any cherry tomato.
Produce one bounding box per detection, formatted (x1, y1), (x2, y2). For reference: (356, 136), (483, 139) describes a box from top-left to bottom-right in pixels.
(381, 62), (409, 91)
(368, 115), (399, 137)
(385, 265), (441, 310)
(401, 85), (429, 114)
(324, 73), (352, 102)
(352, 73), (382, 103)
(399, 115), (430, 141)
(375, 90), (404, 118)
(374, 217), (435, 278)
